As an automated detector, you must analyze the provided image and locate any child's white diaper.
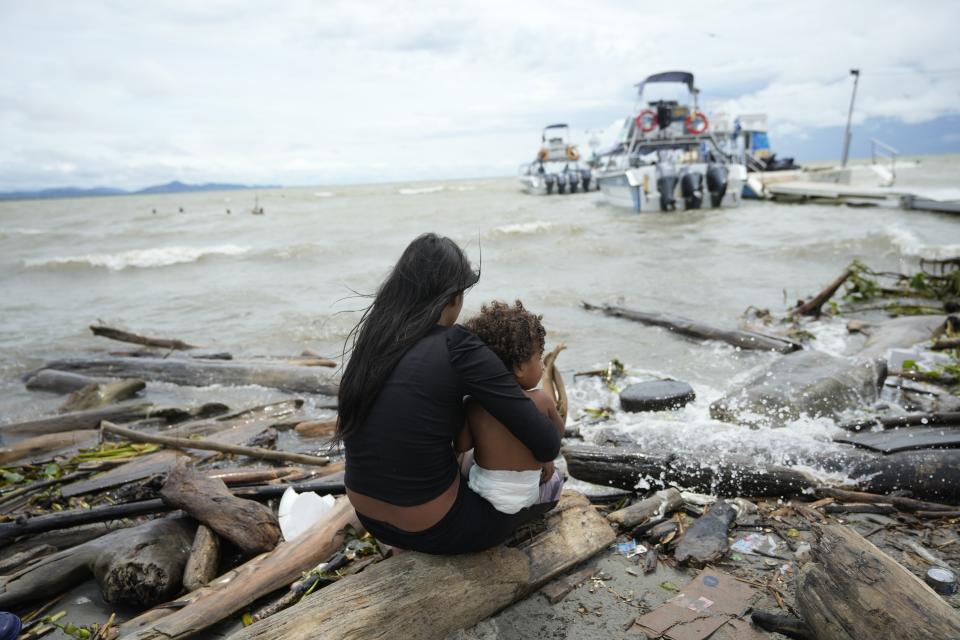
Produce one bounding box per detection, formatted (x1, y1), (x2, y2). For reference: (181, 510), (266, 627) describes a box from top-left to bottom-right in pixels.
(468, 464), (542, 514)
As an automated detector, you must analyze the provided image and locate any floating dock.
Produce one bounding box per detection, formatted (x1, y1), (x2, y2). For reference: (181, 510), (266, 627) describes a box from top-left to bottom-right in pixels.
(765, 180), (960, 214)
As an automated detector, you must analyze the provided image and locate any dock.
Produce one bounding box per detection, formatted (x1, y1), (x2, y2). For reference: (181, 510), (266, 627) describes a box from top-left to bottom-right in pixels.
(766, 180), (960, 214)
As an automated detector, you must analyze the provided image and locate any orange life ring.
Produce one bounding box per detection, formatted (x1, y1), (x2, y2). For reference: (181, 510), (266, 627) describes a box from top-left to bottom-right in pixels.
(635, 109), (658, 133)
(536, 148), (548, 162)
(566, 146), (580, 161)
(685, 111), (709, 135)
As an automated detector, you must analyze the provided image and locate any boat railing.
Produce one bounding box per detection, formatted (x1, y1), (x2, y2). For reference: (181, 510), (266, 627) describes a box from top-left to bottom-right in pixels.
(870, 138), (898, 186)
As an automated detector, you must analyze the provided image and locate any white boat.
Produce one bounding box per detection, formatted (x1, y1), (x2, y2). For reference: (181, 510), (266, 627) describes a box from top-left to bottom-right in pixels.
(594, 72), (746, 212)
(519, 124), (593, 195)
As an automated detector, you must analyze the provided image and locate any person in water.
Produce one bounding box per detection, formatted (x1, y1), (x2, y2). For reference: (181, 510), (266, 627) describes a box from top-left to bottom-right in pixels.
(338, 233), (562, 554)
(456, 300), (565, 514)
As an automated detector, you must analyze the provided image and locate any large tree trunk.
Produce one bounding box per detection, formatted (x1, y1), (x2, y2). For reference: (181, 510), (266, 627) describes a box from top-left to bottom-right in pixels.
(796, 523), (960, 639)
(0, 517), (195, 609)
(584, 303), (800, 353)
(160, 459), (281, 556)
(224, 491), (616, 640)
(563, 444), (816, 497)
(40, 356), (338, 395)
(847, 449), (960, 504)
(117, 497), (359, 640)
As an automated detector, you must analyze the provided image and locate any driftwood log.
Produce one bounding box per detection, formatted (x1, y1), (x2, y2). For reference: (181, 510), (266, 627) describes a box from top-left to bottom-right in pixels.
(0, 430), (99, 465)
(563, 444), (816, 497)
(0, 476), (344, 543)
(160, 459), (280, 556)
(607, 488), (682, 529)
(0, 516), (195, 609)
(857, 315), (947, 359)
(102, 421), (329, 466)
(583, 303), (800, 353)
(1, 403), (155, 436)
(61, 401), (303, 497)
(182, 525), (220, 591)
(24, 369), (108, 393)
(225, 491), (615, 640)
(293, 419), (337, 438)
(59, 379), (145, 413)
(90, 325), (200, 350)
(792, 269), (853, 317)
(674, 500), (737, 567)
(796, 523), (960, 639)
(41, 356), (338, 395)
(118, 497), (359, 640)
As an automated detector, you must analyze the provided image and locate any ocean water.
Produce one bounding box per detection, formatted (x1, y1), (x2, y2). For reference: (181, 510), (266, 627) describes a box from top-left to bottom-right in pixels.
(2, 155), (959, 478)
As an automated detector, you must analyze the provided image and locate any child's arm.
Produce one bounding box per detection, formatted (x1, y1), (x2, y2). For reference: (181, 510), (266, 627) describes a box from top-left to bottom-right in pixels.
(525, 389), (565, 438)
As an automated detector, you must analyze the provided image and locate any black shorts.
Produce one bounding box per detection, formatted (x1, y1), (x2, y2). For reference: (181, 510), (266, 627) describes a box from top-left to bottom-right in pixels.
(356, 477), (559, 555)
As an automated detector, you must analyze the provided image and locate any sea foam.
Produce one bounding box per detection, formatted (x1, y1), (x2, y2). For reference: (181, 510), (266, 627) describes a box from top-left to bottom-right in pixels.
(24, 244), (250, 271)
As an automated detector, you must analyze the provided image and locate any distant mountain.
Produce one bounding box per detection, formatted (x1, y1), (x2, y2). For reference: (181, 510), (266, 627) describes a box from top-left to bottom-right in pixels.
(0, 181), (275, 201)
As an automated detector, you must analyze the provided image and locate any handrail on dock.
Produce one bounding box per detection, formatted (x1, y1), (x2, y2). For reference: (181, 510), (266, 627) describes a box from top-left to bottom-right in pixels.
(870, 138), (898, 186)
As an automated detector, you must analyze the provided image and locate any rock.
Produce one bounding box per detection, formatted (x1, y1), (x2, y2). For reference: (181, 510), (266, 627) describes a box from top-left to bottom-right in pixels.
(619, 380), (695, 412)
(857, 315), (947, 360)
(710, 350), (886, 427)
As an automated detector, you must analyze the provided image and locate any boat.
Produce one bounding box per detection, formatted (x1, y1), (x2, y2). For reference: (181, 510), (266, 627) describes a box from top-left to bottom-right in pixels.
(593, 72), (746, 212)
(731, 113), (802, 199)
(251, 194), (264, 215)
(518, 124), (593, 195)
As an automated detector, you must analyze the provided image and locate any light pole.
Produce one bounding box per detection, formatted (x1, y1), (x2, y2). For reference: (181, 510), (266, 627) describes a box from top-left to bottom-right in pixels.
(841, 69), (860, 168)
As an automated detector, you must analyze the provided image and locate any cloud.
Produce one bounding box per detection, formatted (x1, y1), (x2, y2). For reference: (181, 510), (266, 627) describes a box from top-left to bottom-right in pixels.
(0, 0), (958, 189)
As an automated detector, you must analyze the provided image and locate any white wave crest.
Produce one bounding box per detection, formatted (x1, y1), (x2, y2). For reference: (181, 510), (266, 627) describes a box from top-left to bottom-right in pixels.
(25, 244), (250, 271)
(493, 221), (554, 235)
(886, 225), (960, 260)
(313, 191), (335, 198)
(398, 186), (445, 195)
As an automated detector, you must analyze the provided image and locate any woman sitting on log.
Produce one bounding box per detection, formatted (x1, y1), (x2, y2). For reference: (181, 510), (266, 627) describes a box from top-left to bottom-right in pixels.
(338, 233), (562, 554)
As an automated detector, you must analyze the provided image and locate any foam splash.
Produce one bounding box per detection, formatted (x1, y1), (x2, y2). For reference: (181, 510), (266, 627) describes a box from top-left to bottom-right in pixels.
(886, 225), (960, 260)
(397, 186), (445, 195)
(492, 221), (554, 235)
(24, 244), (250, 271)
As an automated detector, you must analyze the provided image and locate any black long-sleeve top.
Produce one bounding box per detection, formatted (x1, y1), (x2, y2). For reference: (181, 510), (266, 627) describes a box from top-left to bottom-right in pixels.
(344, 323), (561, 506)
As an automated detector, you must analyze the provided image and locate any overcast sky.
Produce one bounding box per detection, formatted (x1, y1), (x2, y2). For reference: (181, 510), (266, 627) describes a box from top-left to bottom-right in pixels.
(2, 1), (958, 190)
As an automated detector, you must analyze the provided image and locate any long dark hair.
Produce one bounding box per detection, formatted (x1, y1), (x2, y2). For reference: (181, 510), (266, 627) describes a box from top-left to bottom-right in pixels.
(336, 233), (480, 441)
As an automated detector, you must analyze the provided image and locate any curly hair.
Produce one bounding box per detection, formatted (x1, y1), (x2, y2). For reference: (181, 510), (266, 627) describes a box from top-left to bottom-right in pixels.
(465, 300), (545, 371)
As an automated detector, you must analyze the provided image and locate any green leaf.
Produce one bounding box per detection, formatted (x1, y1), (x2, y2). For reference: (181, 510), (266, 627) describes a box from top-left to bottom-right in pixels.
(901, 359), (919, 371)
(660, 581), (681, 592)
(2, 470), (25, 484)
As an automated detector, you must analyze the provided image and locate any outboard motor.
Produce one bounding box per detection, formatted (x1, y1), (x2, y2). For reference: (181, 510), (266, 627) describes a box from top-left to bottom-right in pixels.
(657, 175), (678, 211)
(680, 172), (703, 209)
(568, 172), (579, 193)
(544, 174), (556, 195)
(556, 173), (567, 195)
(706, 164), (728, 208)
(581, 169), (591, 191)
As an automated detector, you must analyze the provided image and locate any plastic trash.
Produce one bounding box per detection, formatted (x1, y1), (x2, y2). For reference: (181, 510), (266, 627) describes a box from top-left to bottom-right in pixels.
(730, 533), (779, 556)
(0, 612), (22, 640)
(278, 487), (336, 541)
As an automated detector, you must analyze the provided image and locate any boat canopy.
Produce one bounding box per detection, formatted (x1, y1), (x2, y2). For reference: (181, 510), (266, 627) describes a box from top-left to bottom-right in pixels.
(635, 71), (695, 94)
(544, 123), (569, 130)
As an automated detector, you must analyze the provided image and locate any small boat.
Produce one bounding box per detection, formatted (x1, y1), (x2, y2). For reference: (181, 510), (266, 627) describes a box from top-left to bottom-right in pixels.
(731, 113), (802, 199)
(518, 124), (593, 195)
(593, 72), (746, 212)
(251, 194), (264, 215)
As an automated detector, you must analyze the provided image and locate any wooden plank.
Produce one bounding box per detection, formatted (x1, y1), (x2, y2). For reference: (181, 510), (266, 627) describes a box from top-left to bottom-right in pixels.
(224, 492), (616, 640)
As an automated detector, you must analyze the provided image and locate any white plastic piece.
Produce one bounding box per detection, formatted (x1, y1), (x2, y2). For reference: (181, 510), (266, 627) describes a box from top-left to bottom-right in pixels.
(278, 486), (336, 541)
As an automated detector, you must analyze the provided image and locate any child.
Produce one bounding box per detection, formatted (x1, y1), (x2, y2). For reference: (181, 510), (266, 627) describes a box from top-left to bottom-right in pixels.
(455, 300), (565, 514)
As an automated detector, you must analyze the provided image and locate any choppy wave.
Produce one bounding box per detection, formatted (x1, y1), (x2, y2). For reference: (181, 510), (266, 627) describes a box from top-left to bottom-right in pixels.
(313, 191), (335, 198)
(885, 225), (960, 260)
(24, 244), (250, 271)
(398, 186), (445, 195)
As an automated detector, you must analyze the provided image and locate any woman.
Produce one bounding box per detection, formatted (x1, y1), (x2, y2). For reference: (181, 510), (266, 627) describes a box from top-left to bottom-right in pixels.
(338, 233), (562, 554)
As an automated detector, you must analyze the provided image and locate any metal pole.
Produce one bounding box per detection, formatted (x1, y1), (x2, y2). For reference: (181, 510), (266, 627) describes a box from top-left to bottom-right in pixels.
(841, 69), (860, 167)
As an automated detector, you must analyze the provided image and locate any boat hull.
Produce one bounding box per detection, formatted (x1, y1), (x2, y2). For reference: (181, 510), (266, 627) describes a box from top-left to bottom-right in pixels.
(596, 164), (746, 212)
